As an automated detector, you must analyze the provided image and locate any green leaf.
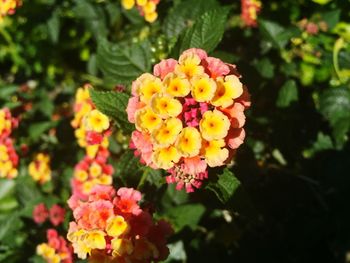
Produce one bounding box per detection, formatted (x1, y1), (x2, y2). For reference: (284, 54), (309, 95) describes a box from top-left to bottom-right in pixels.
(73, 0), (107, 39)
(29, 122), (55, 142)
(207, 169), (241, 203)
(259, 20), (296, 50)
(319, 87), (350, 148)
(276, 80), (299, 108)
(319, 87), (350, 126)
(163, 0), (219, 39)
(89, 89), (134, 133)
(97, 39), (151, 85)
(114, 150), (142, 179)
(176, 6), (230, 54)
(164, 241), (187, 262)
(255, 58), (275, 79)
(47, 9), (60, 44)
(300, 63), (315, 86)
(0, 85), (18, 99)
(0, 179), (16, 200)
(303, 132), (334, 158)
(322, 9), (340, 29)
(165, 204), (205, 231)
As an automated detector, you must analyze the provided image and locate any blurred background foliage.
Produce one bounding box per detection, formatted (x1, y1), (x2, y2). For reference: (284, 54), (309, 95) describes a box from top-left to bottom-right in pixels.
(1, 0), (350, 262)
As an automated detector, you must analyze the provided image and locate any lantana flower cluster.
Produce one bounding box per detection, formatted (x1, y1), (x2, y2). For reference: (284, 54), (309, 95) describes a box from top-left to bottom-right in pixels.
(67, 185), (173, 262)
(0, 108), (19, 179)
(70, 85), (114, 202)
(121, 0), (160, 23)
(127, 48), (250, 192)
(241, 0), (262, 27)
(0, 0), (21, 22)
(33, 203), (66, 226)
(70, 148), (114, 202)
(37, 229), (73, 263)
(29, 153), (52, 184)
(71, 85), (111, 159)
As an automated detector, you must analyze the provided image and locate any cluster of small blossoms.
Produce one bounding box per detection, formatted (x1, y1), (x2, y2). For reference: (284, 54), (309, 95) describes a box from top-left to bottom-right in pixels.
(33, 203), (66, 226)
(0, 0), (21, 22)
(70, 148), (114, 202)
(70, 85), (114, 202)
(298, 18), (328, 35)
(127, 48), (250, 192)
(67, 185), (173, 262)
(121, 0), (160, 23)
(241, 0), (262, 27)
(37, 229), (73, 263)
(71, 84), (111, 158)
(29, 153), (52, 184)
(0, 108), (19, 179)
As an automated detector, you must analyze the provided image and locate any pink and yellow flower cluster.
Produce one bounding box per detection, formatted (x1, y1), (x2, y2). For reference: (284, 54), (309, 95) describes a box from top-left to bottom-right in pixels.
(0, 0), (21, 22)
(70, 85), (114, 202)
(29, 153), (52, 184)
(0, 108), (19, 179)
(71, 84), (111, 159)
(127, 48), (250, 192)
(241, 0), (262, 27)
(67, 185), (173, 262)
(70, 148), (114, 202)
(37, 229), (73, 263)
(121, 0), (160, 23)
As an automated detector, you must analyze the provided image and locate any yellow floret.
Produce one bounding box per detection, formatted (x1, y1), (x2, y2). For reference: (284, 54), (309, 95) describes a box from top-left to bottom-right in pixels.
(89, 162), (102, 178)
(191, 75), (217, 102)
(211, 75), (243, 108)
(121, 0), (135, 9)
(74, 169), (88, 182)
(175, 52), (204, 79)
(145, 11), (158, 23)
(136, 0), (147, 6)
(152, 118), (183, 147)
(199, 110), (230, 141)
(135, 107), (162, 133)
(163, 73), (191, 97)
(106, 216), (129, 237)
(134, 73), (163, 103)
(98, 174), (113, 185)
(151, 94), (182, 118)
(152, 146), (181, 169)
(202, 139), (229, 167)
(175, 127), (202, 157)
(84, 230), (106, 250)
(85, 109), (109, 133)
(111, 238), (134, 257)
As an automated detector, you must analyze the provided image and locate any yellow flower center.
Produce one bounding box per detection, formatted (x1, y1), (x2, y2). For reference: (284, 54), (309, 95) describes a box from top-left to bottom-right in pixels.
(200, 110), (230, 140)
(176, 127), (202, 157)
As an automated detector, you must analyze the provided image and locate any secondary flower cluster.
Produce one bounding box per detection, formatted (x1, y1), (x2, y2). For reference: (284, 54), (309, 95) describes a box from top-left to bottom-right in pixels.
(37, 229), (73, 263)
(121, 0), (160, 23)
(67, 185), (173, 262)
(0, 0), (21, 22)
(71, 85), (111, 158)
(29, 153), (52, 184)
(33, 203), (66, 226)
(127, 48), (250, 192)
(70, 148), (114, 202)
(0, 108), (19, 179)
(241, 0), (262, 27)
(70, 85), (114, 203)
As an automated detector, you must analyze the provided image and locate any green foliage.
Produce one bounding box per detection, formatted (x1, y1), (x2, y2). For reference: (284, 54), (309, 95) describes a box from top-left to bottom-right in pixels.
(207, 169), (241, 203)
(276, 80), (299, 108)
(96, 39), (152, 85)
(174, 6), (230, 54)
(89, 88), (133, 133)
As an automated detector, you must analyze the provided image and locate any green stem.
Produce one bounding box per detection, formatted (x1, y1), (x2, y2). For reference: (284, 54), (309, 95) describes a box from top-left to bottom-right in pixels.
(333, 38), (344, 82)
(137, 168), (149, 190)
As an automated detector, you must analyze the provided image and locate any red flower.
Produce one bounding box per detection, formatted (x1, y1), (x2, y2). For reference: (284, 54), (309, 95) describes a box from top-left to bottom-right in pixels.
(49, 204), (66, 226)
(33, 203), (49, 224)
